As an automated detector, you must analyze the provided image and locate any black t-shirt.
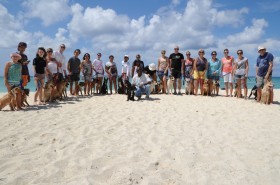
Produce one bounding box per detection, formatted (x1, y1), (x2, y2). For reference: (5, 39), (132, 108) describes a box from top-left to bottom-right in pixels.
(68, 57), (81, 73)
(132, 60), (144, 70)
(143, 66), (156, 76)
(18, 52), (29, 75)
(33, 57), (46, 74)
(169, 53), (184, 70)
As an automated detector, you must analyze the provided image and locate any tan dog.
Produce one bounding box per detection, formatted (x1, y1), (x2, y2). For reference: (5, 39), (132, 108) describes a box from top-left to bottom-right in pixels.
(43, 81), (55, 102)
(202, 79), (210, 96)
(167, 75), (174, 94)
(21, 89), (30, 107)
(185, 78), (191, 95)
(0, 87), (21, 111)
(213, 80), (220, 96)
(261, 81), (273, 104)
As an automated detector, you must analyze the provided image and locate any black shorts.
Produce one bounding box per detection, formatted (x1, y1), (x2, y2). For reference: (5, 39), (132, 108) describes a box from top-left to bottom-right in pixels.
(70, 73), (80, 82)
(171, 69), (181, 79)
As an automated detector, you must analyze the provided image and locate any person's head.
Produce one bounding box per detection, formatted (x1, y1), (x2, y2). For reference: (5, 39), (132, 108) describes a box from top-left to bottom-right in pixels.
(148, 63), (156, 71)
(83, 53), (90, 60)
(136, 54), (141, 60)
(109, 55), (114, 62)
(237, 49), (243, 58)
(97, 52), (102, 58)
(137, 68), (143, 76)
(36, 47), (46, 58)
(74, 49), (81, 57)
(18, 42), (27, 53)
(211, 51), (217, 59)
(10, 53), (22, 62)
(174, 46), (179, 54)
(46, 48), (53, 56)
(198, 49), (205, 56)
(186, 51), (191, 58)
(224, 48), (229, 56)
(124, 55), (129, 61)
(59, 44), (66, 53)
(258, 46), (266, 56)
(161, 50), (166, 56)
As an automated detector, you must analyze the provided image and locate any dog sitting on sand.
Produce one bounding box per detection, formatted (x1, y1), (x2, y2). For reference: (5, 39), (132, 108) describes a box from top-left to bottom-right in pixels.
(213, 80), (220, 96)
(101, 77), (108, 95)
(248, 85), (257, 100)
(117, 76), (124, 94)
(202, 79), (210, 96)
(124, 79), (136, 101)
(260, 81), (273, 104)
(167, 75), (174, 94)
(22, 88), (30, 107)
(43, 81), (55, 102)
(0, 87), (21, 111)
(185, 78), (191, 95)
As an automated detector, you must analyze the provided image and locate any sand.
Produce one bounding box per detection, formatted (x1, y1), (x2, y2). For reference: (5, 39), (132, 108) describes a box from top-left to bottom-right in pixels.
(0, 89), (280, 185)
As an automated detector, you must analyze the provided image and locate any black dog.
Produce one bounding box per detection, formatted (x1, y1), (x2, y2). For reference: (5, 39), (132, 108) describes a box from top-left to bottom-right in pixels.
(124, 79), (136, 101)
(248, 85), (257, 100)
(22, 88), (30, 106)
(117, 76), (124, 94)
(101, 77), (108, 95)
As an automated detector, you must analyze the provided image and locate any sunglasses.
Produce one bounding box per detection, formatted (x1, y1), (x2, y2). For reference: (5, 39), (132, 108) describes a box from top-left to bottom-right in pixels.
(199, 52), (204, 54)
(212, 53), (217, 55)
(174, 48), (179, 50)
(47, 51), (53, 53)
(237, 53), (243, 55)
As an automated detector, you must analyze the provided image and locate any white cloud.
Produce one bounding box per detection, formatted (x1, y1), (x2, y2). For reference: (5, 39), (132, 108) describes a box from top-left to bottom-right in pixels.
(22, 0), (71, 26)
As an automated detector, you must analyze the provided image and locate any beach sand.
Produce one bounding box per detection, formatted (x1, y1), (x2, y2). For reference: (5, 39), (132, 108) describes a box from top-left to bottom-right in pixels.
(0, 89), (280, 185)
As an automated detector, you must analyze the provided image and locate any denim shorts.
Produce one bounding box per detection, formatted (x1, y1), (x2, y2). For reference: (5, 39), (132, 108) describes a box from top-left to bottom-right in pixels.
(157, 71), (168, 79)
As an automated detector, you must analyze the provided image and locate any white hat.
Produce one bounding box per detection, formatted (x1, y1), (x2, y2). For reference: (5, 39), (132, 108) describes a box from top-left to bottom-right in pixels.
(149, 63), (156, 71)
(258, 46), (266, 51)
(124, 54), (129, 58)
(10, 53), (22, 59)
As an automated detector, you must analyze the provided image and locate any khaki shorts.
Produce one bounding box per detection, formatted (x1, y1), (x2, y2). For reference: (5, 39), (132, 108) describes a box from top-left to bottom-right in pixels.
(256, 75), (272, 88)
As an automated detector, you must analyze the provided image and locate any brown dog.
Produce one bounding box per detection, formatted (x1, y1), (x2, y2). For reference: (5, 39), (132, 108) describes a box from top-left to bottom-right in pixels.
(21, 88), (30, 107)
(202, 79), (210, 96)
(261, 81), (273, 104)
(0, 87), (21, 111)
(43, 81), (55, 103)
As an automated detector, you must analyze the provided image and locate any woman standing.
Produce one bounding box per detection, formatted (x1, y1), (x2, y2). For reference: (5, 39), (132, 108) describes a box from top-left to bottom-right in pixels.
(232, 49), (249, 99)
(33, 47), (47, 105)
(105, 55), (118, 94)
(92, 53), (104, 94)
(221, 49), (234, 97)
(184, 51), (194, 94)
(157, 50), (169, 94)
(207, 51), (221, 96)
(193, 49), (208, 95)
(81, 53), (93, 96)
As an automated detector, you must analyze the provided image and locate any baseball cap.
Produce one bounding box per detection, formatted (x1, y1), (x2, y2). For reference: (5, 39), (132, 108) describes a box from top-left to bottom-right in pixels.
(258, 46), (266, 51)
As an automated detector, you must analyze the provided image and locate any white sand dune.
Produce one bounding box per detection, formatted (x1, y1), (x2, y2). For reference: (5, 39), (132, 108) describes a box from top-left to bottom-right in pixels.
(0, 90), (280, 185)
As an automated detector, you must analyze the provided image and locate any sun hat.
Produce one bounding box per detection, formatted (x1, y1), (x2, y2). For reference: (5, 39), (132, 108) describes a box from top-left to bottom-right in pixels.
(148, 63), (156, 71)
(258, 46), (266, 51)
(124, 54), (129, 58)
(10, 53), (22, 59)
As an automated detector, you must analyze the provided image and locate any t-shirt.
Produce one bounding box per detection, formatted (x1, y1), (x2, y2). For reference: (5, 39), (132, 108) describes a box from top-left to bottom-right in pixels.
(121, 61), (130, 77)
(92, 59), (104, 74)
(221, 56), (233, 73)
(169, 53), (184, 70)
(47, 61), (58, 74)
(234, 57), (247, 75)
(53, 51), (66, 73)
(105, 61), (117, 75)
(17, 52), (29, 75)
(256, 52), (274, 77)
(143, 66), (156, 76)
(132, 73), (151, 86)
(33, 57), (46, 74)
(207, 58), (221, 77)
(68, 56), (81, 74)
(132, 60), (144, 76)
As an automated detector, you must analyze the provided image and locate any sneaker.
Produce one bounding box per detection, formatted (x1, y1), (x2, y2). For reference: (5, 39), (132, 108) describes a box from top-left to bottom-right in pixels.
(173, 92), (177, 95)
(145, 95), (150, 99)
(178, 91), (182, 95)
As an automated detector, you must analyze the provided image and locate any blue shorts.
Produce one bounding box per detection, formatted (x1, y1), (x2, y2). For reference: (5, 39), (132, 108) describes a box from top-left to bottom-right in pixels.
(207, 75), (219, 81)
(157, 71), (168, 79)
(235, 74), (245, 80)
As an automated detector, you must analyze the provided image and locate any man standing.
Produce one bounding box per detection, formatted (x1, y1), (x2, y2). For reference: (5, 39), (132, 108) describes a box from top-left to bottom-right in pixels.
(132, 68), (152, 100)
(17, 42), (30, 88)
(68, 49), (81, 96)
(53, 44), (67, 80)
(169, 46), (184, 94)
(256, 46), (274, 103)
(131, 54), (144, 77)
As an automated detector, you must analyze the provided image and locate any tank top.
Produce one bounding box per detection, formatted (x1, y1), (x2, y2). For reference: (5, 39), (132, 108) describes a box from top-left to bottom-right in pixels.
(185, 58), (194, 76)
(234, 57), (247, 75)
(196, 57), (207, 71)
(8, 62), (22, 85)
(82, 60), (92, 75)
(158, 57), (168, 71)
(221, 56), (233, 73)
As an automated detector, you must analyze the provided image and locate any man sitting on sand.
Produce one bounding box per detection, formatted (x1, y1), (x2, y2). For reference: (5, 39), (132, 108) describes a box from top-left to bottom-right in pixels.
(132, 68), (152, 100)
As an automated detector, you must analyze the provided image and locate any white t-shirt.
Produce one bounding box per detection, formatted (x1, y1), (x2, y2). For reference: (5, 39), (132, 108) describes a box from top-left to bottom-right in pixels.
(132, 73), (151, 86)
(121, 61), (130, 77)
(47, 61), (58, 74)
(92, 59), (104, 74)
(52, 51), (66, 73)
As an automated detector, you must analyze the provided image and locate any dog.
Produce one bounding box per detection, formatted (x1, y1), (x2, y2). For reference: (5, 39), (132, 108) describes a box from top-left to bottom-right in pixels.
(43, 81), (55, 102)
(202, 79), (210, 96)
(150, 81), (158, 94)
(22, 88), (30, 107)
(101, 77), (108, 95)
(167, 75), (174, 94)
(77, 81), (85, 96)
(90, 77), (98, 94)
(185, 78), (191, 95)
(117, 76), (125, 94)
(0, 87), (21, 111)
(156, 81), (163, 94)
(260, 81), (273, 104)
(248, 85), (257, 100)
(124, 79), (136, 101)
(213, 80), (220, 96)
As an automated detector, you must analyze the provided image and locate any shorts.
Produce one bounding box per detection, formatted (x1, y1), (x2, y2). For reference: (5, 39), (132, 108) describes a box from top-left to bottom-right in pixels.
(223, 72), (233, 83)
(171, 69), (181, 79)
(21, 75), (29, 87)
(35, 73), (45, 80)
(193, 71), (205, 80)
(256, 75), (272, 88)
(96, 73), (104, 78)
(235, 74), (245, 80)
(208, 75), (219, 81)
(157, 70), (168, 79)
(70, 73), (80, 82)
(84, 75), (92, 82)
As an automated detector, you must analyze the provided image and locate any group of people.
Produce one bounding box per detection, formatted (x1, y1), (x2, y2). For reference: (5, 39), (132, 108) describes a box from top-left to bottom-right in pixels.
(3, 42), (274, 109)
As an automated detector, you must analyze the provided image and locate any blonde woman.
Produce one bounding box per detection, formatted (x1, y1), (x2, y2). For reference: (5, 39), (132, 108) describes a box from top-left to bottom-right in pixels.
(157, 50), (169, 93)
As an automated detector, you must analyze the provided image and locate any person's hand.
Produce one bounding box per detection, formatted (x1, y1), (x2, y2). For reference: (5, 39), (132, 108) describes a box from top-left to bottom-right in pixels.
(139, 82), (144, 87)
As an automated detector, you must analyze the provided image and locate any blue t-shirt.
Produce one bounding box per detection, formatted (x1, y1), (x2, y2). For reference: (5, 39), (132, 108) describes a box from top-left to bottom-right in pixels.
(256, 52), (273, 77)
(207, 58), (221, 77)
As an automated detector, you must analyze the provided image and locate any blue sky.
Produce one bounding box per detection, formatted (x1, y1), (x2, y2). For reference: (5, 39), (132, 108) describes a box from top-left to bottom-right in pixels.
(0, 0), (280, 76)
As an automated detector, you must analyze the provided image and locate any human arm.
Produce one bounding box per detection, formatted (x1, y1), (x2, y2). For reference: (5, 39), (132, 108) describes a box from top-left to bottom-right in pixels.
(164, 57), (169, 74)
(245, 59), (249, 77)
(4, 62), (12, 88)
(265, 61), (273, 80)
(181, 58), (185, 76)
